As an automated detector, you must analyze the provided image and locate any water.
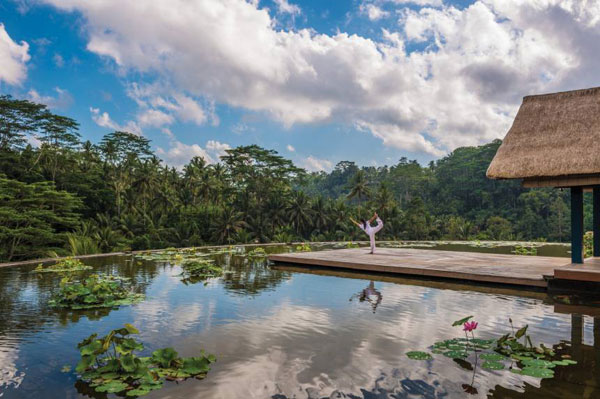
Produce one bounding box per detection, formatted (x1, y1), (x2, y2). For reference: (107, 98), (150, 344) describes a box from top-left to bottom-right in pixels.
(1, 242), (598, 398)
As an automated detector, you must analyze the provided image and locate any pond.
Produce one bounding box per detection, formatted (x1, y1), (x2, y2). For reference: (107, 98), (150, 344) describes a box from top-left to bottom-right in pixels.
(1, 242), (598, 398)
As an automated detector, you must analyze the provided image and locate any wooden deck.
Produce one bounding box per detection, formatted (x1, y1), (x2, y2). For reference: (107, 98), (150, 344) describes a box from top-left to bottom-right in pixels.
(269, 248), (572, 288)
(554, 257), (600, 283)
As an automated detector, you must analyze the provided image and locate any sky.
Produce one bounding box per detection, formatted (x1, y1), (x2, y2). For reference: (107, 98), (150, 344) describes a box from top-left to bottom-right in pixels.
(1, 0), (600, 171)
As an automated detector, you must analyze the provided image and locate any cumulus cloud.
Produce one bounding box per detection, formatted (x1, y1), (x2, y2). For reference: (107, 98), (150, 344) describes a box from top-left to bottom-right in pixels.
(27, 87), (73, 110)
(301, 155), (332, 172)
(156, 139), (231, 168)
(273, 0), (301, 15)
(0, 23), (30, 85)
(286, 144), (295, 152)
(40, 0), (600, 156)
(360, 4), (390, 21)
(90, 107), (142, 135)
(126, 82), (213, 127)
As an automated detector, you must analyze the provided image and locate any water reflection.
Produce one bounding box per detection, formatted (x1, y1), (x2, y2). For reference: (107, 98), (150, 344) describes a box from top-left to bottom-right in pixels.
(350, 281), (383, 313)
(0, 243), (599, 399)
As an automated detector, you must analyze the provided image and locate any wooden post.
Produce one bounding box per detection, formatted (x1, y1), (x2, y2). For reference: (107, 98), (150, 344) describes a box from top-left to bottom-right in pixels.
(571, 187), (584, 264)
(594, 186), (600, 257)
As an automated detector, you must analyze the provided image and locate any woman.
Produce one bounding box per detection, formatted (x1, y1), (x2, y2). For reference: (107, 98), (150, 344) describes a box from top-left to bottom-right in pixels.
(351, 212), (383, 254)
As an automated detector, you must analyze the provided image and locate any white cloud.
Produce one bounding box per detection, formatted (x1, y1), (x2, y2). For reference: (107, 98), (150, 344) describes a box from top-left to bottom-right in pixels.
(137, 108), (174, 127)
(360, 4), (390, 21)
(41, 0), (600, 156)
(53, 52), (65, 67)
(27, 87), (73, 110)
(301, 155), (333, 172)
(126, 83), (212, 127)
(390, 0), (443, 6)
(274, 0), (301, 15)
(156, 139), (231, 168)
(286, 144), (295, 152)
(232, 122), (252, 134)
(90, 107), (142, 134)
(0, 23), (30, 85)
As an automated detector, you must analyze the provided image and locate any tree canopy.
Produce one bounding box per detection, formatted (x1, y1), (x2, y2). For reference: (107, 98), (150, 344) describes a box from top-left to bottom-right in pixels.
(0, 94), (582, 262)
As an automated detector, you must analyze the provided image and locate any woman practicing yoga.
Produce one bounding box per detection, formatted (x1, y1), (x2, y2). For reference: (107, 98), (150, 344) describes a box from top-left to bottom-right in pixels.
(351, 212), (383, 254)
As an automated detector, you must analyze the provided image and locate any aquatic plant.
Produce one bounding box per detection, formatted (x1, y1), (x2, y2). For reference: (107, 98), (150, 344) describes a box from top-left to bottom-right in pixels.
(74, 324), (216, 397)
(406, 316), (577, 384)
(49, 274), (144, 309)
(179, 259), (223, 284)
(512, 245), (537, 256)
(34, 257), (92, 273)
(246, 247), (267, 258)
(295, 243), (311, 252)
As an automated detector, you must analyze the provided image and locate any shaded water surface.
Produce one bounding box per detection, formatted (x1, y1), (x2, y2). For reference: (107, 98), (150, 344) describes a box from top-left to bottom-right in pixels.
(1, 242), (599, 399)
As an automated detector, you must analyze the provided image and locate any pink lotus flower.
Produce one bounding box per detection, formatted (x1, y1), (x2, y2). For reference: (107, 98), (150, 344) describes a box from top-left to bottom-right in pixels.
(463, 321), (478, 332)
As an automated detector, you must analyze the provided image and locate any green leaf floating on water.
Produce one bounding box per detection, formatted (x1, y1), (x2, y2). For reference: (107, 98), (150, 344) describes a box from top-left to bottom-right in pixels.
(443, 350), (468, 359)
(482, 361), (505, 370)
(553, 359), (578, 366)
(452, 316), (473, 327)
(512, 367), (555, 378)
(182, 357), (212, 374)
(95, 380), (129, 393)
(521, 358), (556, 369)
(480, 353), (506, 361)
(151, 348), (179, 368)
(406, 351), (432, 360)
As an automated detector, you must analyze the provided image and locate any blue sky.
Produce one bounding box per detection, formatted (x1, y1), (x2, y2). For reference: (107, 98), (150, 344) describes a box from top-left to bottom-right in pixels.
(1, 0), (598, 170)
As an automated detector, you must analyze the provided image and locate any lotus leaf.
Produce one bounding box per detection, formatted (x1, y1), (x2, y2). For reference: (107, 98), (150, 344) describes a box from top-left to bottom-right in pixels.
(521, 359), (555, 369)
(512, 367), (555, 378)
(182, 357), (212, 374)
(443, 350), (468, 359)
(94, 380), (129, 393)
(152, 348), (179, 368)
(452, 316), (473, 327)
(406, 351), (432, 360)
(480, 353), (506, 361)
(482, 361), (505, 370)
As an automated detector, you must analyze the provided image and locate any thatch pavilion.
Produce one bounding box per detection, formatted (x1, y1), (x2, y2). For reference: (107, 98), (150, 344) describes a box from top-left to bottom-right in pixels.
(487, 87), (600, 264)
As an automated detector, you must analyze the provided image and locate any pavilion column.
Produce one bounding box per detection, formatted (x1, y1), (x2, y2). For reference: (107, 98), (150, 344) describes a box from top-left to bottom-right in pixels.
(594, 186), (600, 257)
(571, 187), (584, 264)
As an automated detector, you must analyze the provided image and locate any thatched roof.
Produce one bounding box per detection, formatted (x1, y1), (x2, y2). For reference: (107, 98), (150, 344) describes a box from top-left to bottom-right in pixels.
(487, 87), (600, 185)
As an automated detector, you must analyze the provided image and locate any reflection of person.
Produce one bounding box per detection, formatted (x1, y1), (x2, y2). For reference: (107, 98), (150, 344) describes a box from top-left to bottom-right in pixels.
(350, 213), (384, 254)
(359, 281), (382, 313)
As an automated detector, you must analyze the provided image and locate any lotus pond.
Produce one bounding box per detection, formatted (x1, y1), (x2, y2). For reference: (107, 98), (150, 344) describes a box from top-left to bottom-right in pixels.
(1, 241), (600, 398)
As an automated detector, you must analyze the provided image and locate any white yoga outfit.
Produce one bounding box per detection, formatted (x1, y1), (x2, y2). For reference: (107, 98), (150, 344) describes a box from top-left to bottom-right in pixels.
(361, 217), (383, 253)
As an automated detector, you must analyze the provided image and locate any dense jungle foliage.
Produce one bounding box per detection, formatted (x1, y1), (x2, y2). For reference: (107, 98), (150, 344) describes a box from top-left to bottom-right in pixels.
(0, 95), (583, 262)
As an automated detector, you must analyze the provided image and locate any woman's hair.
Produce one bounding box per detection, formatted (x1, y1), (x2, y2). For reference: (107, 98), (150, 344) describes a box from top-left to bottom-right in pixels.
(362, 219), (367, 229)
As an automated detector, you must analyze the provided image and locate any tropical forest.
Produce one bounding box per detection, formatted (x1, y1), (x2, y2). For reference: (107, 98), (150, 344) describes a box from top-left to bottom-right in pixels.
(0, 94), (577, 262)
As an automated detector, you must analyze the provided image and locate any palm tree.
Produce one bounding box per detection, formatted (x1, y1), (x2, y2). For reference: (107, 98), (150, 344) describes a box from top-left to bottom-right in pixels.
(347, 170), (370, 204)
(212, 207), (247, 244)
(374, 181), (395, 220)
(311, 196), (329, 233)
(287, 191), (313, 237)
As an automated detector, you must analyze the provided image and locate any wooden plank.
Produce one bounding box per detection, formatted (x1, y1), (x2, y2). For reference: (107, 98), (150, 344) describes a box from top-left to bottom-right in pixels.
(523, 174), (600, 188)
(554, 257), (600, 282)
(269, 248), (571, 288)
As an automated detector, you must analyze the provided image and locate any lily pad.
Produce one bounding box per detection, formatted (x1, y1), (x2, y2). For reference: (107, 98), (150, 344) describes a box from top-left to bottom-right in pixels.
(480, 353), (506, 361)
(95, 380), (129, 393)
(443, 350), (468, 359)
(513, 367), (555, 379)
(552, 359), (578, 366)
(521, 359), (555, 369)
(482, 361), (505, 370)
(406, 351), (432, 360)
